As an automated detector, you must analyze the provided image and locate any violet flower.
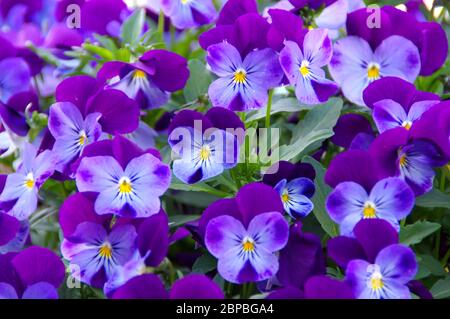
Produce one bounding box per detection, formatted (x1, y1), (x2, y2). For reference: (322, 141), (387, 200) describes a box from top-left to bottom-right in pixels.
(98, 50), (189, 109)
(0, 246), (65, 299)
(168, 108), (244, 184)
(331, 114), (374, 150)
(0, 57), (31, 102)
(200, 183), (288, 284)
(328, 219), (420, 299)
(206, 42), (283, 111)
(326, 176), (415, 235)
(363, 77), (440, 133)
(161, 0), (217, 30)
(0, 143), (55, 220)
(279, 28), (338, 105)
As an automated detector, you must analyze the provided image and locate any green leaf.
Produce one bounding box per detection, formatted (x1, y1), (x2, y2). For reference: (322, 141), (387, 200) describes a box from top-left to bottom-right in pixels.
(192, 253), (217, 274)
(303, 156), (339, 237)
(280, 98), (342, 161)
(246, 97), (313, 122)
(416, 189), (450, 209)
(168, 214), (200, 229)
(430, 276), (450, 299)
(83, 43), (114, 60)
(120, 8), (146, 45)
(418, 255), (447, 277)
(399, 221), (441, 246)
(183, 59), (212, 102)
(170, 178), (231, 198)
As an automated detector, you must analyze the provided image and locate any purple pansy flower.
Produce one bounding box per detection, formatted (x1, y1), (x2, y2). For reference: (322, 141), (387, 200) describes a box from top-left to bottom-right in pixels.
(161, 0), (217, 30)
(0, 213), (20, 249)
(60, 192), (170, 290)
(168, 108), (244, 184)
(76, 151), (170, 218)
(206, 42), (283, 111)
(329, 34), (421, 106)
(48, 102), (102, 173)
(326, 176), (415, 235)
(79, 0), (128, 36)
(346, 6), (448, 76)
(0, 91), (39, 137)
(200, 183), (288, 283)
(263, 161), (316, 219)
(206, 212), (288, 284)
(279, 29), (338, 104)
(0, 143), (55, 220)
(0, 246), (65, 299)
(369, 127), (446, 195)
(363, 77), (440, 133)
(98, 50), (189, 109)
(329, 219), (418, 299)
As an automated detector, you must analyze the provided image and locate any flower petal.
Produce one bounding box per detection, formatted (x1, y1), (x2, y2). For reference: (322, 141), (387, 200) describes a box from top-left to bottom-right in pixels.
(248, 212), (289, 252)
(205, 215), (246, 258)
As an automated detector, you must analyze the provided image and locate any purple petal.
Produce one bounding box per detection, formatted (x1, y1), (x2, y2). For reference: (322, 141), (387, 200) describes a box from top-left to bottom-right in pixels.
(0, 58), (31, 102)
(304, 275), (354, 299)
(207, 42), (242, 77)
(205, 107), (245, 131)
(0, 102), (29, 137)
(12, 246), (65, 288)
(86, 89), (139, 134)
(248, 212), (289, 253)
(373, 99), (408, 133)
(376, 244), (417, 284)
(198, 198), (241, 239)
(418, 21), (448, 76)
(170, 274), (224, 299)
(332, 114), (373, 148)
(137, 211), (169, 267)
(55, 75), (100, 115)
(369, 177), (415, 222)
(327, 236), (366, 269)
(76, 156), (123, 193)
(112, 274), (168, 299)
(217, 0), (257, 26)
(0, 282), (18, 299)
(22, 282), (58, 299)
(231, 13), (270, 57)
(139, 50), (189, 92)
(243, 48), (284, 88)
(80, 0), (126, 35)
(374, 36), (420, 83)
(345, 259), (371, 299)
(48, 102), (85, 138)
(277, 223), (325, 289)
(267, 287), (303, 299)
(205, 215), (246, 258)
(0, 213), (20, 246)
(303, 28), (333, 66)
(353, 219), (399, 264)
(267, 9), (305, 51)
(236, 183), (284, 228)
(263, 161), (316, 187)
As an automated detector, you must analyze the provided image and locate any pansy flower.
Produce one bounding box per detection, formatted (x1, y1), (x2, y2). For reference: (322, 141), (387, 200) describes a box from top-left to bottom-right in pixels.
(329, 35), (421, 106)
(0, 91), (39, 138)
(328, 219), (421, 299)
(46, 75), (140, 174)
(363, 77), (440, 133)
(98, 50), (189, 109)
(207, 42), (283, 111)
(369, 127), (447, 195)
(60, 192), (170, 290)
(168, 108), (244, 184)
(326, 176), (415, 235)
(279, 28), (338, 105)
(346, 6), (448, 76)
(76, 152), (170, 218)
(200, 183), (288, 283)
(0, 143), (55, 220)
(0, 246), (65, 299)
(331, 114), (374, 150)
(263, 161), (316, 219)
(0, 57), (31, 103)
(161, 0), (217, 30)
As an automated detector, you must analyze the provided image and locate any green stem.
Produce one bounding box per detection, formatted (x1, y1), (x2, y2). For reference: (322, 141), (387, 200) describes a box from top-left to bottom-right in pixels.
(440, 167), (446, 192)
(265, 89), (274, 129)
(441, 248), (450, 267)
(157, 10), (165, 41)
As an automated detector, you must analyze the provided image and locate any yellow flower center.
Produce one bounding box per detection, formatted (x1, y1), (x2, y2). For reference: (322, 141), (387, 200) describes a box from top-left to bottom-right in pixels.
(181, 0), (191, 4)
(363, 202), (377, 219)
(370, 273), (384, 290)
(242, 237), (255, 252)
(281, 193), (289, 203)
(133, 69), (146, 79)
(402, 121), (412, 130)
(233, 69), (247, 84)
(118, 177), (132, 194)
(78, 130), (87, 146)
(199, 145), (211, 161)
(98, 243), (113, 259)
(399, 154), (408, 167)
(367, 63), (380, 80)
(24, 172), (35, 189)
(299, 60), (310, 77)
